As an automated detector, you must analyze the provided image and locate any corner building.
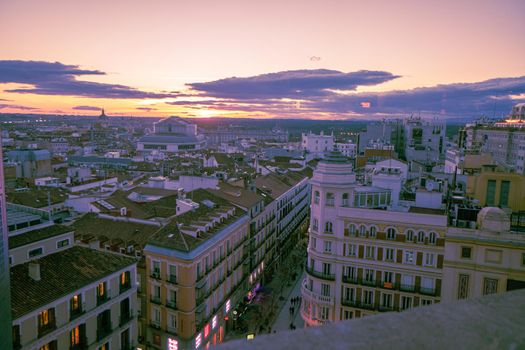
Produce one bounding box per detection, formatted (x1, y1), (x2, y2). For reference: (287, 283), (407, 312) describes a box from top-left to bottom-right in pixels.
(302, 153), (447, 326)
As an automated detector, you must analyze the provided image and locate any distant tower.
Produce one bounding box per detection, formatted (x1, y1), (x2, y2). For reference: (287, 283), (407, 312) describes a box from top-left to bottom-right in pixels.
(0, 136), (12, 350)
(99, 108), (109, 120)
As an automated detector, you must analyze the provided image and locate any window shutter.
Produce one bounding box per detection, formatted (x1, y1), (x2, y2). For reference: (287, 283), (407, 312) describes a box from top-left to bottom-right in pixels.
(416, 252), (423, 265)
(437, 254), (444, 268)
(377, 247), (383, 260)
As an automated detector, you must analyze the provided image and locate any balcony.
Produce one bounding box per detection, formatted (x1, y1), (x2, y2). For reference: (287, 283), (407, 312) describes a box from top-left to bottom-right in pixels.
(150, 295), (162, 305)
(96, 326), (112, 341)
(70, 305), (85, 321)
(166, 274), (177, 284)
(120, 282), (132, 294)
(301, 281), (334, 304)
(150, 321), (161, 330)
(305, 265), (335, 281)
(362, 279), (376, 287)
(419, 286), (437, 296)
(38, 322), (57, 338)
(167, 326), (178, 336)
(69, 336), (88, 350)
(150, 272), (161, 280)
(341, 275), (358, 284)
(97, 294), (110, 306)
(341, 298), (358, 307)
(166, 300), (177, 310)
(120, 311), (133, 327)
(399, 284), (416, 293)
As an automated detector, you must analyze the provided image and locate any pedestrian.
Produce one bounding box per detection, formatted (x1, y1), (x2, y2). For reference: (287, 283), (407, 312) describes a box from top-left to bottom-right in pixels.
(289, 322), (293, 330)
(291, 306), (294, 314)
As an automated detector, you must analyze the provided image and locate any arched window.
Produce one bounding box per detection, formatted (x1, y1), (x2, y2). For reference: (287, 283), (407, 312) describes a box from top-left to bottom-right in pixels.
(348, 224), (356, 236)
(314, 191), (320, 204)
(428, 232), (437, 244)
(369, 226), (377, 238)
(406, 230), (414, 242)
(325, 221), (333, 233)
(387, 228), (396, 240)
(326, 193), (335, 206)
(359, 225), (366, 237)
(417, 231), (425, 243)
(342, 193), (349, 207)
(312, 218), (319, 231)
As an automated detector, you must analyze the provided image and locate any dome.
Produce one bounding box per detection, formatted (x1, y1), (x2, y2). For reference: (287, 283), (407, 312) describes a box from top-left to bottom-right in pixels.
(477, 207), (510, 232)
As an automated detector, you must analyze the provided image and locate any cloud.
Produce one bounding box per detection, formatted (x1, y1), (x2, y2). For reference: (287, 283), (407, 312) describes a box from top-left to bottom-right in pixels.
(136, 107), (156, 112)
(0, 60), (177, 99)
(72, 105), (102, 111)
(0, 103), (38, 110)
(179, 71), (525, 119)
(309, 76), (525, 117)
(188, 69), (399, 99)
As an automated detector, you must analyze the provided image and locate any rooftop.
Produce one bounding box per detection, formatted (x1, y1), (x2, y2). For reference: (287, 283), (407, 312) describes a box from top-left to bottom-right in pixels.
(147, 189), (246, 252)
(9, 224), (73, 249)
(10, 246), (136, 319)
(207, 182), (263, 210)
(255, 173), (307, 199)
(73, 213), (160, 248)
(6, 187), (68, 208)
(218, 290), (525, 350)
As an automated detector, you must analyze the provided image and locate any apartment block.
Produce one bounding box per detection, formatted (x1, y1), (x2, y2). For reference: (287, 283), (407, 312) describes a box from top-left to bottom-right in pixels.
(301, 153), (447, 326)
(8, 224), (138, 350)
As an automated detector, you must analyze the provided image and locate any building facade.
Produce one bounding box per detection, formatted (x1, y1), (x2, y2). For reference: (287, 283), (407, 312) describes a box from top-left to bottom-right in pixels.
(301, 154), (447, 326)
(0, 138), (13, 350)
(8, 224), (138, 350)
(403, 117), (445, 165)
(442, 207), (525, 301)
(301, 132), (334, 158)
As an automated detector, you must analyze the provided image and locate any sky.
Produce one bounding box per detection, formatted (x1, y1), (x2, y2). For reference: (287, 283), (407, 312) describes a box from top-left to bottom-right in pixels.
(0, 0), (524, 119)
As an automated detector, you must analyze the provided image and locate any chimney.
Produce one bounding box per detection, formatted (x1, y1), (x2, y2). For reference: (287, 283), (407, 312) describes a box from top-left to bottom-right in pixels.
(29, 262), (41, 281)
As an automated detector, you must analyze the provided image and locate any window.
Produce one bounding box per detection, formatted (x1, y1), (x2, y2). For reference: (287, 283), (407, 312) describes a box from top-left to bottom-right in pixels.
(153, 308), (161, 323)
(168, 264), (177, 283)
(457, 274), (470, 299)
(70, 325), (83, 347)
(428, 232), (437, 244)
(347, 224), (356, 236)
(364, 269), (375, 282)
(461, 247), (472, 259)
(97, 282), (108, 304)
(152, 261), (161, 277)
(369, 226), (377, 238)
(323, 240), (332, 253)
(363, 290), (374, 305)
(310, 236), (317, 251)
(120, 271), (131, 292)
(314, 191), (320, 204)
(387, 228), (396, 240)
(486, 180), (496, 206)
(322, 263), (332, 275)
(343, 310), (353, 320)
(402, 275), (414, 289)
(312, 218), (319, 231)
(417, 231), (425, 243)
(424, 253), (435, 267)
(326, 193), (335, 206)
(404, 251), (415, 264)
(385, 248), (394, 261)
(57, 239), (69, 248)
(344, 287), (355, 301)
(401, 296), (412, 310)
(321, 284), (331, 296)
(319, 307), (329, 320)
(168, 313), (177, 332)
(383, 271), (393, 284)
(342, 193), (349, 207)
(38, 308), (55, 337)
(499, 181), (510, 207)
(346, 244), (357, 257)
(381, 293), (393, 308)
(483, 278), (498, 295)
(365, 246), (376, 259)
(29, 247), (43, 258)
(344, 266), (356, 279)
(421, 277), (435, 293)
(325, 221), (333, 233)
(421, 299), (433, 306)
(70, 294), (82, 318)
(406, 230), (414, 242)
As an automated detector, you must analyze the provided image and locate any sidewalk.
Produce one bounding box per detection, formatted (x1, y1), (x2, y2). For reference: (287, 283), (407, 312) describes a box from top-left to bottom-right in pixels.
(271, 271), (305, 332)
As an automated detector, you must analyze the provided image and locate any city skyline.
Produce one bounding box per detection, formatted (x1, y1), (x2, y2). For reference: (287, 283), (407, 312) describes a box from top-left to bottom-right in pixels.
(1, 0), (525, 119)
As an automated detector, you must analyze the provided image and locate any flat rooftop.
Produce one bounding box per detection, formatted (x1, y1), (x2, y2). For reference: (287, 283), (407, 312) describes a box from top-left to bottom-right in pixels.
(10, 246), (136, 319)
(218, 289), (525, 350)
(9, 224), (73, 249)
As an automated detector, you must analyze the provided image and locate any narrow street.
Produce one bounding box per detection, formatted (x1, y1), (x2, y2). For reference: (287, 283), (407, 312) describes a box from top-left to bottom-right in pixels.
(270, 271), (305, 332)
